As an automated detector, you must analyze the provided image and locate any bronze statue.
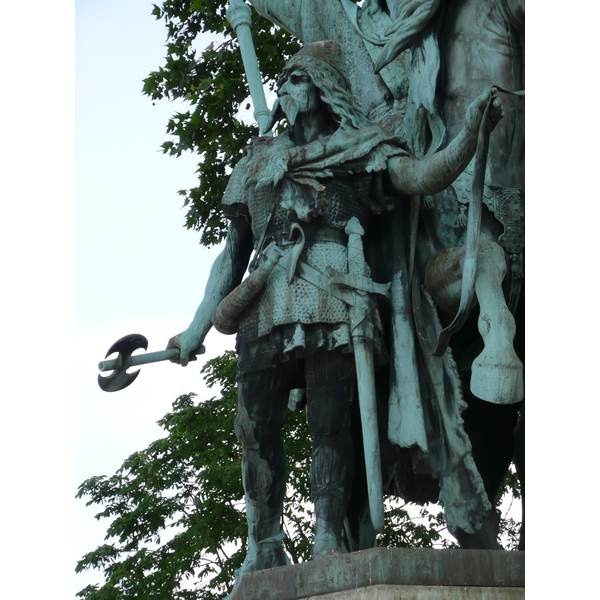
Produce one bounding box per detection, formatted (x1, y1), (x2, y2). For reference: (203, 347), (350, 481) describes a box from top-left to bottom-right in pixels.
(166, 40), (504, 583)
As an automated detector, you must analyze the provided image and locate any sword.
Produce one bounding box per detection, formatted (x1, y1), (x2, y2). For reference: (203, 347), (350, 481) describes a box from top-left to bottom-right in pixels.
(340, 217), (386, 533)
(275, 220), (388, 532)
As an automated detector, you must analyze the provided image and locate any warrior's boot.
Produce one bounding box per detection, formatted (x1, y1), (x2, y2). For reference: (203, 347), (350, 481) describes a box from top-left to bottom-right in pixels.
(228, 496), (289, 600)
(310, 435), (353, 559)
(313, 488), (350, 558)
(233, 404), (290, 582)
(305, 350), (356, 559)
(237, 497), (289, 575)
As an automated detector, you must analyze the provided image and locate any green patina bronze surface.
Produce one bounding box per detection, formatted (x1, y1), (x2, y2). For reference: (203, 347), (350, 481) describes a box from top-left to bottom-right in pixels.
(166, 1), (524, 595)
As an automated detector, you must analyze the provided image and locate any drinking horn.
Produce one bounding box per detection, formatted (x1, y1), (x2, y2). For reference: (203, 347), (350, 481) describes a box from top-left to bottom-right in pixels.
(212, 243), (284, 335)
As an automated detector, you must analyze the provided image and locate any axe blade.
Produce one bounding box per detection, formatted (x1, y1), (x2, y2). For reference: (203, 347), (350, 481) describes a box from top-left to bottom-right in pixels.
(97, 334), (148, 393)
(98, 369), (141, 393)
(105, 333), (148, 358)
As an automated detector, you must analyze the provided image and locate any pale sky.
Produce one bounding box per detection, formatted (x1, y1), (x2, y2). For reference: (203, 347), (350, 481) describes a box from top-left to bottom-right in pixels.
(2, 1), (598, 597)
(74, 0), (244, 592)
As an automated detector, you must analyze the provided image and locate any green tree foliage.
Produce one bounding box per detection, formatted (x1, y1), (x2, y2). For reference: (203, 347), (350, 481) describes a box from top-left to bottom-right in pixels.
(141, 0), (299, 246)
(76, 353), (244, 600)
(495, 465), (522, 551)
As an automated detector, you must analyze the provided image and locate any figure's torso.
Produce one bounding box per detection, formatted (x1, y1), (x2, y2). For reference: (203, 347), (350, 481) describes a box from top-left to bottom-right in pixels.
(238, 173), (376, 344)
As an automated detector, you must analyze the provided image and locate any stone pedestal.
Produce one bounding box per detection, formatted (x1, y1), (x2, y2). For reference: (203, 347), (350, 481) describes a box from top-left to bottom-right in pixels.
(230, 548), (524, 599)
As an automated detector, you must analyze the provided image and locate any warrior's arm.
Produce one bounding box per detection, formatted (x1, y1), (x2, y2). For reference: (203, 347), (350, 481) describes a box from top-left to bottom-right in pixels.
(387, 89), (503, 196)
(247, 0), (305, 37)
(167, 216), (253, 365)
(387, 129), (477, 196)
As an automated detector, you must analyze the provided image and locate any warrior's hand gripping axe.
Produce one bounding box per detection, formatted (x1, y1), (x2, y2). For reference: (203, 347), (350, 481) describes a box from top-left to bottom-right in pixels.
(97, 334), (205, 393)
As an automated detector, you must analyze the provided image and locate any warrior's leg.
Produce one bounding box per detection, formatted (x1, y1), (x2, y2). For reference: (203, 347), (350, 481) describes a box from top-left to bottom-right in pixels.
(235, 363), (294, 573)
(305, 348), (356, 558)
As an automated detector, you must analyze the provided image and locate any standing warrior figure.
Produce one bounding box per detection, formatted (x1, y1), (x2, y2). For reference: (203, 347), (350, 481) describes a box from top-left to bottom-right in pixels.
(167, 41), (502, 578)
(246, 0), (525, 550)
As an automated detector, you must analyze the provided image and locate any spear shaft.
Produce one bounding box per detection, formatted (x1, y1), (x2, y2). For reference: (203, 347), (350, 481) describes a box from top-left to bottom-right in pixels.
(226, 0), (272, 136)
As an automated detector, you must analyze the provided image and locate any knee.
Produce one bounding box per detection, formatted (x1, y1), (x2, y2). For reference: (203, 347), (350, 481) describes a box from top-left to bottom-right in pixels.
(235, 372), (288, 450)
(306, 379), (353, 437)
(235, 406), (281, 452)
(235, 406), (257, 449)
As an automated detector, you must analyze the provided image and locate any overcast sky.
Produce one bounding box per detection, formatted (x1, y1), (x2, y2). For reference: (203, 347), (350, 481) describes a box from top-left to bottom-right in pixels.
(74, 0), (247, 593)
(3, 1), (600, 597)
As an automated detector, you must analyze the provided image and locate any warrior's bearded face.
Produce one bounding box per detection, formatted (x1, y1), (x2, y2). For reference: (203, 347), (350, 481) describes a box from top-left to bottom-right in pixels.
(276, 69), (320, 126)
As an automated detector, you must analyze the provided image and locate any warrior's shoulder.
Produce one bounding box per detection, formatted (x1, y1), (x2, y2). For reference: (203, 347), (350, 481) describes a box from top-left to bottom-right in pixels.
(243, 132), (293, 156)
(224, 134), (293, 207)
(223, 153), (252, 207)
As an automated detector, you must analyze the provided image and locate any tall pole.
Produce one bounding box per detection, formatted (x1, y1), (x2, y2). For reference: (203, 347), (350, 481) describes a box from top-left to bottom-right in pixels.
(226, 0), (272, 136)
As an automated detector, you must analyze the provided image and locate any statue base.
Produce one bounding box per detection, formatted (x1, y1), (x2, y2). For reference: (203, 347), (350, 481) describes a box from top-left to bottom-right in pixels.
(230, 547), (524, 599)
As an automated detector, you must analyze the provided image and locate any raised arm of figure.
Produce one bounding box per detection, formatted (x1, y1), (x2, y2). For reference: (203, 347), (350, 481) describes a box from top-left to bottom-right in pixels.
(167, 216), (253, 366)
(247, 0), (305, 37)
(387, 88), (504, 196)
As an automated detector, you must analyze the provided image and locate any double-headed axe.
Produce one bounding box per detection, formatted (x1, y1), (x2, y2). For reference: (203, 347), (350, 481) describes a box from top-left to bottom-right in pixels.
(97, 333), (204, 392)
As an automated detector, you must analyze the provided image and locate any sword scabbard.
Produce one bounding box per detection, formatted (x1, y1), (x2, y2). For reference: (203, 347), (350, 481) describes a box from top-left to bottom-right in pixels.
(345, 217), (385, 533)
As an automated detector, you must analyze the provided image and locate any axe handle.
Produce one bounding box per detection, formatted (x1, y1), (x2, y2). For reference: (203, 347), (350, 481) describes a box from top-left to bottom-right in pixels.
(98, 346), (205, 372)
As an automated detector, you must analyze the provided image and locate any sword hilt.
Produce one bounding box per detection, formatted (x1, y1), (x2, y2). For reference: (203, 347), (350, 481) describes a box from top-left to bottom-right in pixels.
(345, 217), (367, 276)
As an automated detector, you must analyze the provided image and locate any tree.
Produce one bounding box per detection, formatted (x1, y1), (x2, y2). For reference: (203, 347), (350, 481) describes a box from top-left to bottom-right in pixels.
(76, 2), (521, 597)
(141, 0), (299, 247)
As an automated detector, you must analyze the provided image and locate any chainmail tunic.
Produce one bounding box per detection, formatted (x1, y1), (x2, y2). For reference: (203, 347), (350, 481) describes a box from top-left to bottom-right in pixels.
(223, 152), (386, 375)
